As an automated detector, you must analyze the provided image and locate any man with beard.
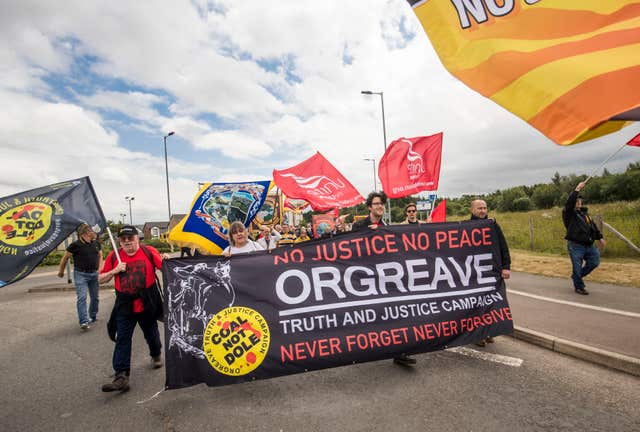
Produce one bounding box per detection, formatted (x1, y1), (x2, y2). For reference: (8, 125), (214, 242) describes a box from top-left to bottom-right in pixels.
(469, 199), (511, 347)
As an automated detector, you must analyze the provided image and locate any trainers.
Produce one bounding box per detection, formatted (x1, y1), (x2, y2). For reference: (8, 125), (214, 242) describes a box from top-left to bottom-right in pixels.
(101, 372), (129, 392)
(80, 322), (90, 331)
(152, 355), (163, 369)
(575, 288), (589, 295)
(393, 354), (417, 366)
(475, 339), (486, 347)
(89, 317), (98, 323)
(486, 336), (495, 344)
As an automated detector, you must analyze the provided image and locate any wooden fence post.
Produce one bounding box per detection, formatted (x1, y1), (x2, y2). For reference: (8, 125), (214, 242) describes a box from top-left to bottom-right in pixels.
(529, 216), (534, 250)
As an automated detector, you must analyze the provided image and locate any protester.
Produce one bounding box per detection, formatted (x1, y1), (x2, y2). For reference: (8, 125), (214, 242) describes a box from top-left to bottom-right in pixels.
(404, 202), (421, 224)
(58, 223), (103, 331)
(295, 226), (311, 243)
(99, 225), (166, 392)
(256, 225), (282, 250)
(352, 192), (415, 366)
(223, 221), (265, 256)
(562, 181), (605, 295)
(180, 246), (192, 258)
(352, 191), (387, 231)
(469, 199), (511, 347)
(277, 223), (297, 247)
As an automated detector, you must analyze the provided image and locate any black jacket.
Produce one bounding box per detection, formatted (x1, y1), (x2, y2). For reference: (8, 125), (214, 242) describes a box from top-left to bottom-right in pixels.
(562, 190), (603, 245)
(352, 215), (386, 232)
(470, 215), (511, 270)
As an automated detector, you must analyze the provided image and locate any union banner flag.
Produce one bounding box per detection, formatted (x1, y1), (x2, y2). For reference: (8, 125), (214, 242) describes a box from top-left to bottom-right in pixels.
(407, 0), (640, 145)
(169, 181), (272, 255)
(283, 196), (310, 213)
(0, 177), (107, 287)
(273, 152), (364, 211)
(378, 134), (443, 198)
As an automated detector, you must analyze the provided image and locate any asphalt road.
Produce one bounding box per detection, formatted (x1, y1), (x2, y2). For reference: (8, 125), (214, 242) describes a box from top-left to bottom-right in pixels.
(507, 272), (640, 359)
(0, 268), (638, 431)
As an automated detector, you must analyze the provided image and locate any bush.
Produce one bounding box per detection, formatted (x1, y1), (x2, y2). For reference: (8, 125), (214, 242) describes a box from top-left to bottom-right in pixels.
(142, 239), (172, 252)
(40, 251), (64, 266)
(512, 197), (532, 212)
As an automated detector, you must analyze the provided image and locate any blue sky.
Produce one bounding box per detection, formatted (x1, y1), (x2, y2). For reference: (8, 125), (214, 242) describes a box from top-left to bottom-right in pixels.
(1, 0), (638, 224)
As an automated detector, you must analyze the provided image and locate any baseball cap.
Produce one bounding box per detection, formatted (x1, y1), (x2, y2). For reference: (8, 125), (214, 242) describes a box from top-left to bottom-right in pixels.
(118, 225), (138, 237)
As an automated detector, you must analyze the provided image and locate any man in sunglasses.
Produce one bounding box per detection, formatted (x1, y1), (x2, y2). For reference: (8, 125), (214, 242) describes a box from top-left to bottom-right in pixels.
(99, 225), (166, 392)
(404, 202), (420, 224)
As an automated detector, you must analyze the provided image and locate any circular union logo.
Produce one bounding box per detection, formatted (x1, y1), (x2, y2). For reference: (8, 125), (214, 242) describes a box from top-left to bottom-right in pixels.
(0, 202), (53, 247)
(203, 306), (270, 376)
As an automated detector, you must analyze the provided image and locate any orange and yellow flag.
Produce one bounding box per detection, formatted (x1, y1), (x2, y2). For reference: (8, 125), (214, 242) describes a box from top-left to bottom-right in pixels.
(408, 0), (640, 145)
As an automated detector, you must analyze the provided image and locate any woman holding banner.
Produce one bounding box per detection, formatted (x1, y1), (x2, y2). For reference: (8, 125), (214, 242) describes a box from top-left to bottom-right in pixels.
(223, 221), (264, 256)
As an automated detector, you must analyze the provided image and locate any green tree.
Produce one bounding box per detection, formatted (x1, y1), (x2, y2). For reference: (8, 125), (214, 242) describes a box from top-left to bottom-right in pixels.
(531, 184), (559, 209)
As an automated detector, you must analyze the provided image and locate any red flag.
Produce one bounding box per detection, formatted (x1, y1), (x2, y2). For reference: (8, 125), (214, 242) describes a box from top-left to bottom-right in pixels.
(378, 133), (443, 198)
(627, 133), (640, 147)
(273, 152), (364, 211)
(283, 196), (310, 213)
(430, 199), (446, 223)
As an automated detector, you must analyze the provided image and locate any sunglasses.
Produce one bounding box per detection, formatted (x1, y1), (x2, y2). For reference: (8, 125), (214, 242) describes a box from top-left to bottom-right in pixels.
(406, 209), (416, 213)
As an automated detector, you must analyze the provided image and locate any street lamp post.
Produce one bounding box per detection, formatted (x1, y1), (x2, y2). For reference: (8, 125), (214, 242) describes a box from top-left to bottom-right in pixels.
(125, 196), (135, 225)
(361, 90), (391, 223)
(119, 213), (126, 224)
(363, 158), (376, 192)
(163, 131), (175, 223)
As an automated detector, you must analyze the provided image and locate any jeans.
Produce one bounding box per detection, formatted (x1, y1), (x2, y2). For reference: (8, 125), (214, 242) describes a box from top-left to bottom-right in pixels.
(73, 270), (99, 325)
(567, 241), (600, 290)
(113, 310), (162, 373)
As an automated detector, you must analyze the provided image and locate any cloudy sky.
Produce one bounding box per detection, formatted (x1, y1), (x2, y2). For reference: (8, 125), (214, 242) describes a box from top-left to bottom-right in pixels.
(1, 0), (638, 224)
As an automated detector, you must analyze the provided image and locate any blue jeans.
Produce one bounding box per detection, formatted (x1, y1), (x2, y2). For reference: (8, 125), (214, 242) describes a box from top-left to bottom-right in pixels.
(567, 241), (600, 290)
(73, 270), (99, 325)
(113, 310), (162, 373)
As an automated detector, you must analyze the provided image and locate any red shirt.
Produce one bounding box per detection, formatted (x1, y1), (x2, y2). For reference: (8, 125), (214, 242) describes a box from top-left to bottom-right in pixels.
(102, 246), (162, 313)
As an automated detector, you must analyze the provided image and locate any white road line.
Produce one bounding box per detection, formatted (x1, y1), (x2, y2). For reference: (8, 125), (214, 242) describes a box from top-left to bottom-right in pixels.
(507, 289), (640, 319)
(448, 347), (523, 367)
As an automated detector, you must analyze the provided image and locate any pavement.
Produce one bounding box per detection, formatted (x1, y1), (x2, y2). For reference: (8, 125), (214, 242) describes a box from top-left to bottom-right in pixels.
(22, 265), (640, 377)
(506, 271), (640, 376)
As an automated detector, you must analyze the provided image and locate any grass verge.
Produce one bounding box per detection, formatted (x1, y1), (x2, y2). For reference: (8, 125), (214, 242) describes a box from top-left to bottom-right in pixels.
(511, 249), (640, 288)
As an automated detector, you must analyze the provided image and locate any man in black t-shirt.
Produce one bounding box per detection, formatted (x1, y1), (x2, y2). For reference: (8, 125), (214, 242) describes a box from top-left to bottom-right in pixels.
(58, 224), (103, 330)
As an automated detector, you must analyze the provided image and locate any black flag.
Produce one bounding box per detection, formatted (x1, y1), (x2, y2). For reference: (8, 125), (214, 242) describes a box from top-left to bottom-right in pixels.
(0, 177), (107, 287)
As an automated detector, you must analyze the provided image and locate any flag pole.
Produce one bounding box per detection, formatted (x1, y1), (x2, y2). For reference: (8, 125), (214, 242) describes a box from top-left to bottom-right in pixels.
(106, 227), (122, 265)
(585, 141), (628, 184)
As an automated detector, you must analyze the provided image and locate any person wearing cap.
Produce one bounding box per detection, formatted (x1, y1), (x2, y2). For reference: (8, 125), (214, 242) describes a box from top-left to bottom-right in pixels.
(563, 181), (605, 295)
(58, 223), (103, 331)
(98, 225), (166, 392)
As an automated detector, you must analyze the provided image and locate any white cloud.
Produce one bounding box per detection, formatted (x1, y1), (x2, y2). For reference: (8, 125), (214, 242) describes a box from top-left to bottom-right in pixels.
(0, 0), (637, 227)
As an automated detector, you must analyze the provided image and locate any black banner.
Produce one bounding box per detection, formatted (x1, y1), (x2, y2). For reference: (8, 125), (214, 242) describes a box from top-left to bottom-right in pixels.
(0, 177), (107, 287)
(163, 219), (513, 389)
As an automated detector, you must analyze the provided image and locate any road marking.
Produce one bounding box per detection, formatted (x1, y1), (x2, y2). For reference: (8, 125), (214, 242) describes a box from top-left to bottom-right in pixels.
(449, 347), (523, 367)
(508, 289), (640, 319)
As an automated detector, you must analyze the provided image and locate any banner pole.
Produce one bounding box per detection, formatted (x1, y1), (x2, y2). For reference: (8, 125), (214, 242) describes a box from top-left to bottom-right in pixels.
(64, 238), (72, 284)
(106, 227), (122, 265)
(585, 141), (628, 184)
